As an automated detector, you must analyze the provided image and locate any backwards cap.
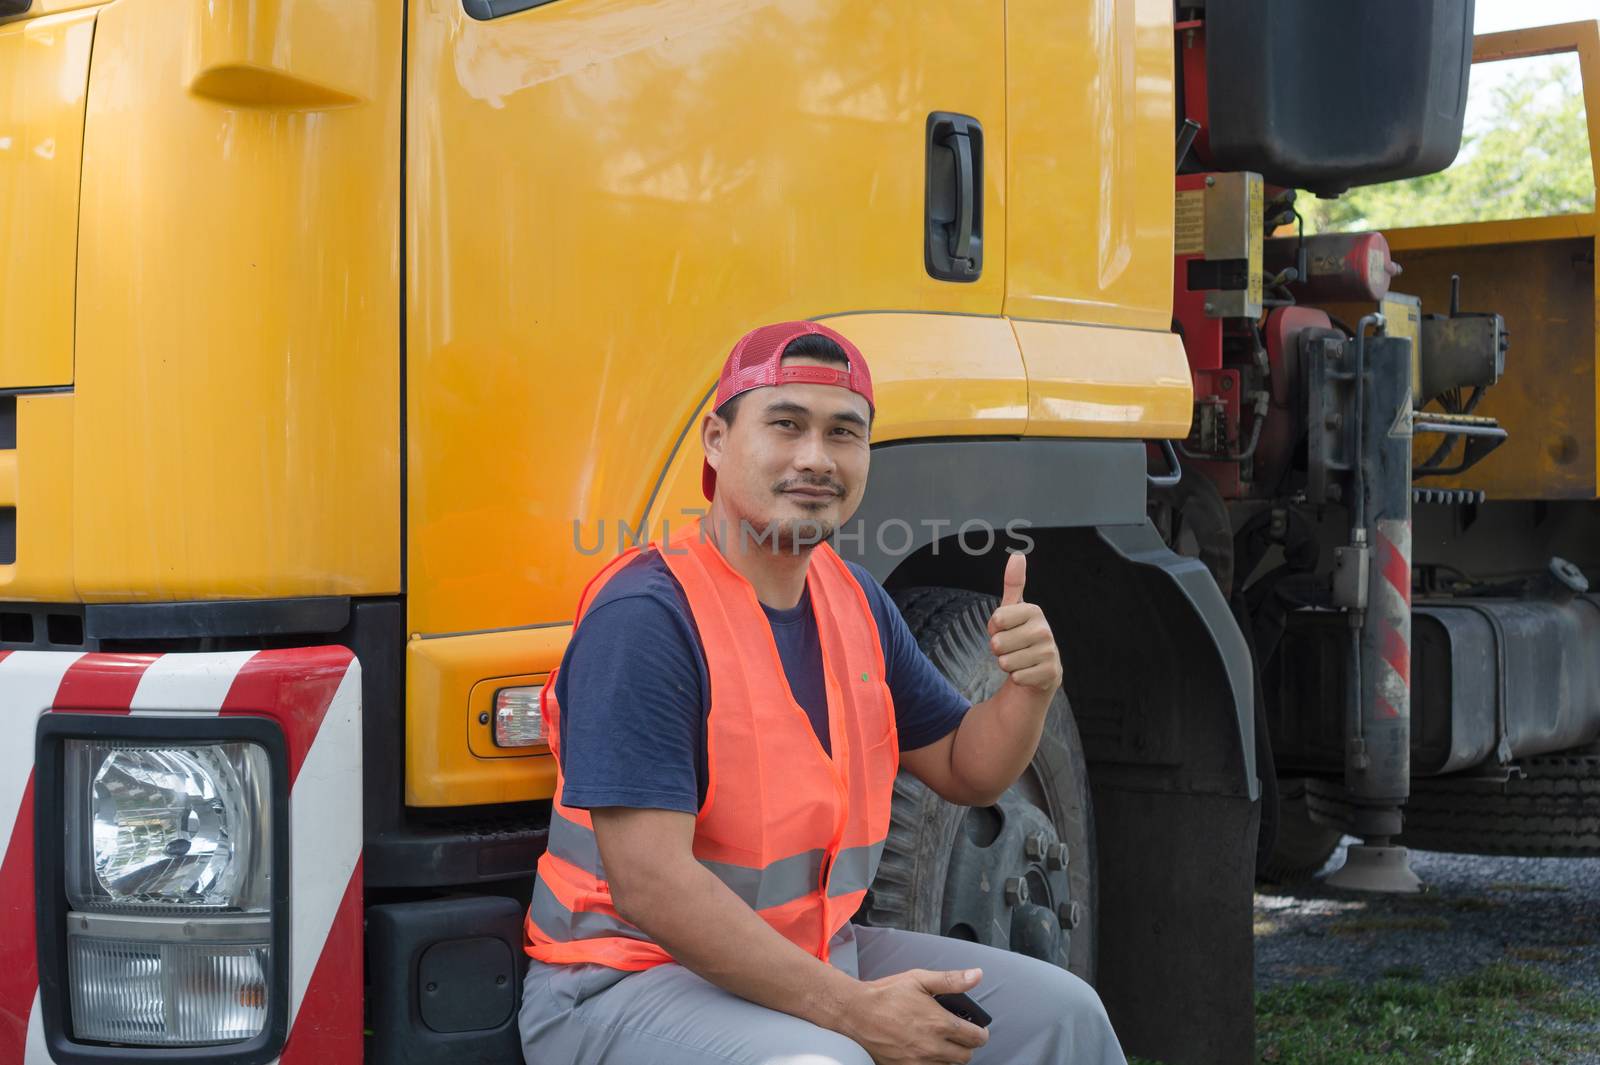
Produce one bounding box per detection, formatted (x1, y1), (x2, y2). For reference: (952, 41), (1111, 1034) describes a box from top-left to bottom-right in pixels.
(702, 321), (875, 501)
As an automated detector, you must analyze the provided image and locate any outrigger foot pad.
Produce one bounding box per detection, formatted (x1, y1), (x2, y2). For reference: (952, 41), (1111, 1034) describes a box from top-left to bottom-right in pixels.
(1325, 843), (1423, 894)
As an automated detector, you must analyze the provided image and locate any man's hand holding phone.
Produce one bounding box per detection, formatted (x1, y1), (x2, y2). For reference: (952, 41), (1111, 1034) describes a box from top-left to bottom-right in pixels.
(837, 966), (990, 1064)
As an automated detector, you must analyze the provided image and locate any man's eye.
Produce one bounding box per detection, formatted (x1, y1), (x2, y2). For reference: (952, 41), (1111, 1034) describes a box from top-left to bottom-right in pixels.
(832, 426), (859, 438)
(772, 419), (798, 430)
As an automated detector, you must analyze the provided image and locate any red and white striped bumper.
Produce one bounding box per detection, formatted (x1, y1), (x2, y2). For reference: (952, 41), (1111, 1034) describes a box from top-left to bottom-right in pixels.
(0, 648), (363, 1064)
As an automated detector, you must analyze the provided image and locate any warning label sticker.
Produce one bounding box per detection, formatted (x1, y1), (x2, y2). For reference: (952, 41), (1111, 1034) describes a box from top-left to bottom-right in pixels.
(1175, 189), (1204, 256)
(1247, 177), (1263, 307)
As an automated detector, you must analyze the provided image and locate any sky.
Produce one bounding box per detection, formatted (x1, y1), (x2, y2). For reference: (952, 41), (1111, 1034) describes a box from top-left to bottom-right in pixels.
(1464, 0), (1594, 139)
(1474, 0), (1597, 34)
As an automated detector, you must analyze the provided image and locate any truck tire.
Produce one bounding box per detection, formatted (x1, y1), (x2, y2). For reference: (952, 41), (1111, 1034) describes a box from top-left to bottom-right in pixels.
(1257, 778), (1342, 882)
(1398, 753), (1600, 857)
(860, 587), (1096, 980)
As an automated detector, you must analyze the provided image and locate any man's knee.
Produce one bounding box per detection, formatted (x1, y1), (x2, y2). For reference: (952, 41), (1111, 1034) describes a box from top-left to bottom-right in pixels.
(1067, 971), (1113, 1015)
(1042, 967), (1117, 1039)
(1005, 961), (1112, 1026)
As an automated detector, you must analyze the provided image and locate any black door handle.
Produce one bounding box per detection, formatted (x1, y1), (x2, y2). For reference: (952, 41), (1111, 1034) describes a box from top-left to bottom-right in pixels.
(948, 128), (975, 261)
(926, 112), (983, 282)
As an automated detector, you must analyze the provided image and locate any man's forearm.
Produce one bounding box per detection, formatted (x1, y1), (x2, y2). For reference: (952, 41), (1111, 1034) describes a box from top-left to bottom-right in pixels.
(613, 855), (858, 1030)
(947, 679), (1053, 805)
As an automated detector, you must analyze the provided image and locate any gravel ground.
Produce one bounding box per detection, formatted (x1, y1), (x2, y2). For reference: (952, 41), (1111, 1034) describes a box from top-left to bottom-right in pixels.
(1256, 837), (1600, 1059)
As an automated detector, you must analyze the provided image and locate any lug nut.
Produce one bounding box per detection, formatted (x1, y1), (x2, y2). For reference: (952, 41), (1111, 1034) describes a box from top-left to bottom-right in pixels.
(1046, 843), (1069, 870)
(1003, 877), (1029, 907)
(1024, 833), (1049, 861)
(1058, 900), (1082, 930)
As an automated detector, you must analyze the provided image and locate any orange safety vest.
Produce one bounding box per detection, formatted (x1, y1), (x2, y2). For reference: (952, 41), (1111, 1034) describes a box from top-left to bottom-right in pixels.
(525, 518), (899, 969)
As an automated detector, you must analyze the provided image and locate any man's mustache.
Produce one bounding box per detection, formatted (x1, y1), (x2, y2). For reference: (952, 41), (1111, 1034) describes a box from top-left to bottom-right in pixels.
(774, 478), (844, 497)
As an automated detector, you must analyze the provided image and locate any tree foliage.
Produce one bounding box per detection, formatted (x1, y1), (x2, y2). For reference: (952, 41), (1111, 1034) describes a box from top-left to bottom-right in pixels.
(1302, 61), (1595, 233)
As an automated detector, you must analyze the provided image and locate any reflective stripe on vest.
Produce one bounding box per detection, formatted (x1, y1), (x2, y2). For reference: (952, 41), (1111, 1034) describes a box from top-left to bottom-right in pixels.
(526, 518), (899, 969)
(546, 807), (882, 911)
(528, 876), (651, 945)
(827, 840), (887, 898)
(545, 809), (607, 880)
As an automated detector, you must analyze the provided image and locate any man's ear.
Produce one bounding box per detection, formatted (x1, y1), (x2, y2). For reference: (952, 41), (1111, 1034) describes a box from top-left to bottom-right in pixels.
(702, 412), (726, 476)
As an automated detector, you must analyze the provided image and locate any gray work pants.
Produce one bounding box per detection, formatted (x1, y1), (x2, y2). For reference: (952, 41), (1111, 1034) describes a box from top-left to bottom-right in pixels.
(519, 922), (1126, 1064)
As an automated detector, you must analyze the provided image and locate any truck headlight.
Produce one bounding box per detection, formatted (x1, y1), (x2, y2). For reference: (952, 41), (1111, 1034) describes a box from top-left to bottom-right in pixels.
(68, 742), (270, 911)
(37, 716), (289, 1058)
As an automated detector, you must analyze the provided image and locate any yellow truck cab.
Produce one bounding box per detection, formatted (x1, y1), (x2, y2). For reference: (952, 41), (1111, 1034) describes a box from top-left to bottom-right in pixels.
(8, 0), (1594, 1063)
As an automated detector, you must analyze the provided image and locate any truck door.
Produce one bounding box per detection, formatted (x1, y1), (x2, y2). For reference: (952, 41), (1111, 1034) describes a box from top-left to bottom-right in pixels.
(405, 0), (1008, 637)
(0, 5), (93, 391)
(1003, 0), (1176, 332)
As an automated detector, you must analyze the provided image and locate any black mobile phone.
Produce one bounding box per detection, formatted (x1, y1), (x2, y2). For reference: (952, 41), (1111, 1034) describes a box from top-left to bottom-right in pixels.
(934, 991), (993, 1028)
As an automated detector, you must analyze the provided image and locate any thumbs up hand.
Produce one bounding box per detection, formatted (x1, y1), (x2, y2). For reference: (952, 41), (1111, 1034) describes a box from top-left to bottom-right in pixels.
(987, 552), (1063, 695)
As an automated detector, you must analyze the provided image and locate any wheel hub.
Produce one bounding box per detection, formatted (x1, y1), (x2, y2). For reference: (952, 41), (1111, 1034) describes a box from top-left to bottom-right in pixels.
(938, 790), (1075, 964)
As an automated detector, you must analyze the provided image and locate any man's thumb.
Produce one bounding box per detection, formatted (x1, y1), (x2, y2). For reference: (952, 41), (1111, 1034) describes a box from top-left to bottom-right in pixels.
(922, 968), (983, 994)
(1000, 551), (1026, 607)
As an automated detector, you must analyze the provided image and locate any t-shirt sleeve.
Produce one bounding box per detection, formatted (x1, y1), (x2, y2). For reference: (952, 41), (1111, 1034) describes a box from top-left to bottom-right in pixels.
(553, 593), (705, 815)
(849, 565), (971, 751)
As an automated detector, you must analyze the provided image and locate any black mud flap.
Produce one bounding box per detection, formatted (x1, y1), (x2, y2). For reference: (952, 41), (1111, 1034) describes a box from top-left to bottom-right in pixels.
(1040, 522), (1258, 1065)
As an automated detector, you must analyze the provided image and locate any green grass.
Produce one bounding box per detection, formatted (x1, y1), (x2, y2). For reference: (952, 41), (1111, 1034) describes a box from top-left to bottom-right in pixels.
(1250, 963), (1600, 1064)
(1381, 964), (1425, 981)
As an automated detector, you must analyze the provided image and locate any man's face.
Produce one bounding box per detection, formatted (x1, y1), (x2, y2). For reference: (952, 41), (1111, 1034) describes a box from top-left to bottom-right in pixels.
(704, 355), (872, 553)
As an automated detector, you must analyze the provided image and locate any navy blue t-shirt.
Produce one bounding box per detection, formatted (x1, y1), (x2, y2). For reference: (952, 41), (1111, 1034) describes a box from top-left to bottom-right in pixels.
(552, 550), (970, 814)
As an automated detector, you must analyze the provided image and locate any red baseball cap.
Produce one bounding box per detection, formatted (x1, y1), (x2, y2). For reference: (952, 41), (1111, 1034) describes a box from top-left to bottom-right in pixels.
(702, 321), (875, 501)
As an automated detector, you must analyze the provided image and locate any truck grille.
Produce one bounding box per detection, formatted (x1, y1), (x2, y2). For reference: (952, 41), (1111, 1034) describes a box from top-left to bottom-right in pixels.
(0, 605), (86, 650)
